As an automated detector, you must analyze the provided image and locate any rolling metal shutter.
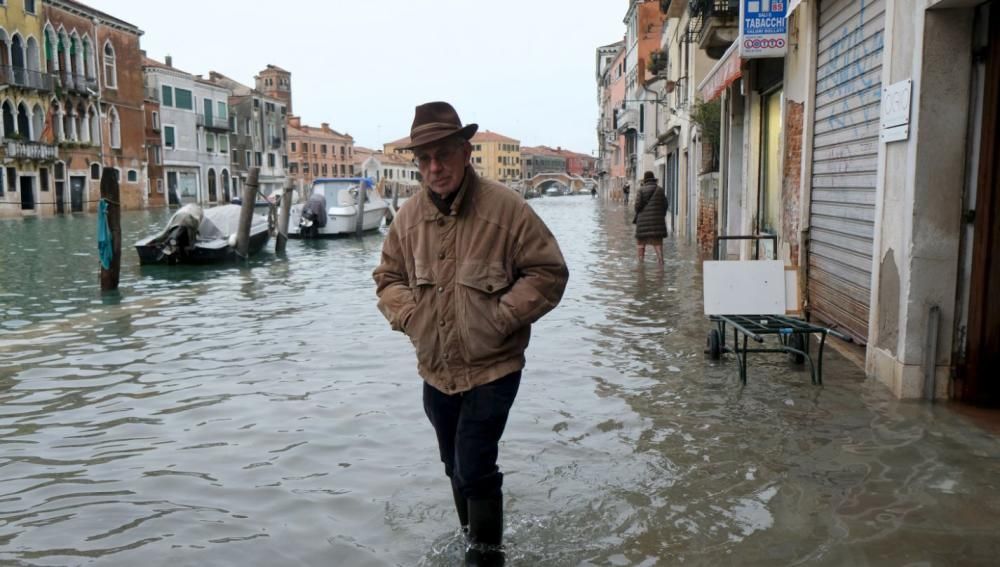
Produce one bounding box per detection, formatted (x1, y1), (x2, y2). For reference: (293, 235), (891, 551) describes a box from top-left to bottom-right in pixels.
(808, 0), (886, 344)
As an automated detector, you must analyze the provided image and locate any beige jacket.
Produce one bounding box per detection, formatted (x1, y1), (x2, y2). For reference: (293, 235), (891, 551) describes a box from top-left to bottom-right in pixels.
(373, 167), (568, 394)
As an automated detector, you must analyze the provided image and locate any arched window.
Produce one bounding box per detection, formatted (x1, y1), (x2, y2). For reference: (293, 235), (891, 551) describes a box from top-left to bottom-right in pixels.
(63, 106), (75, 141)
(58, 31), (71, 83)
(88, 105), (99, 144)
(108, 106), (120, 148)
(221, 169), (230, 202)
(31, 104), (44, 142)
(207, 168), (217, 202)
(43, 26), (57, 74)
(75, 103), (85, 143)
(17, 102), (30, 139)
(26, 36), (41, 88)
(102, 41), (116, 89)
(50, 100), (63, 141)
(82, 35), (95, 80)
(76, 104), (91, 142)
(71, 33), (84, 80)
(11, 34), (25, 85)
(90, 162), (101, 180)
(1, 101), (14, 138)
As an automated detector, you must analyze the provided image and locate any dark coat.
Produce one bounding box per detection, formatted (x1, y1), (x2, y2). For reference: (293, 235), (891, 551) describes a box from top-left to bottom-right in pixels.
(634, 181), (668, 241)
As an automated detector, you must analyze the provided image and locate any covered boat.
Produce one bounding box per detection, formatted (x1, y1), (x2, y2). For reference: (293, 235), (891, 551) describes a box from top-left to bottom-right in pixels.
(135, 204), (270, 265)
(288, 178), (388, 237)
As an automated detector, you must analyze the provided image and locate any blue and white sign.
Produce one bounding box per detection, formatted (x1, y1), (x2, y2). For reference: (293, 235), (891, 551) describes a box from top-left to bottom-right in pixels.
(739, 0), (788, 59)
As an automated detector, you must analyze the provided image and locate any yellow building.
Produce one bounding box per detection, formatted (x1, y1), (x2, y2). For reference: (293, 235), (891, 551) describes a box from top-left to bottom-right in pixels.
(1, 0), (55, 217)
(470, 130), (520, 183)
(383, 135), (413, 161)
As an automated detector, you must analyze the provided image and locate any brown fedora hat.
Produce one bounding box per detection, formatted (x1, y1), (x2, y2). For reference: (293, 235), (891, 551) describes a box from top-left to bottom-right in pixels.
(399, 101), (478, 150)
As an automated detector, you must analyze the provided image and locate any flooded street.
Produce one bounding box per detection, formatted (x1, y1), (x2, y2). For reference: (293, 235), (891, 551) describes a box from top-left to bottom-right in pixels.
(2, 197), (1000, 566)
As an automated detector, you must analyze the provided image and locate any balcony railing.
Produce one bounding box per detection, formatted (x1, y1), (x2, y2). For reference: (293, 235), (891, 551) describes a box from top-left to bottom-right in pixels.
(197, 114), (231, 131)
(271, 137), (283, 149)
(0, 66), (55, 92)
(688, 0), (739, 57)
(4, 140), (58, 161)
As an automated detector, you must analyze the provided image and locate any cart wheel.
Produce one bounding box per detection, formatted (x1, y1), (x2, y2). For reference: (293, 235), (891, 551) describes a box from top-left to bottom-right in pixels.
(707, 329), (722, 360)
(788, 334), (806, 364)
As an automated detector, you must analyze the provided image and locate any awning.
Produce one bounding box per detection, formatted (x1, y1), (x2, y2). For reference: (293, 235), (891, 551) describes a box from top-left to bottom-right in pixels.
(697, 42), (743, 102)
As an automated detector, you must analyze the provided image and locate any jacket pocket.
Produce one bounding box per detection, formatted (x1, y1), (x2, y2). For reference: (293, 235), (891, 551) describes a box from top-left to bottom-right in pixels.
(406, 264), (436, 359)
(457, 261), (512, 364)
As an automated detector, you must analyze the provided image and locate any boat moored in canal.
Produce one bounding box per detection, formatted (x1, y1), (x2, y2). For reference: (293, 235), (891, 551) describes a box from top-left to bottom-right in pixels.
(134, 203), (270, 265)
(288, 177), (388, 238)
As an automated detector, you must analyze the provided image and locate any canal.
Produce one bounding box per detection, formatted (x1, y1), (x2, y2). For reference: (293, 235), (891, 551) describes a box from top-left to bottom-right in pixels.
(2, 197), (999, 566)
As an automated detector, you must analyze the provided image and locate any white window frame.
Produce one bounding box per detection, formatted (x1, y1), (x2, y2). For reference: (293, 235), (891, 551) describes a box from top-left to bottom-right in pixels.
(102, 41), (117, 89)
(163, 124), (176, 150)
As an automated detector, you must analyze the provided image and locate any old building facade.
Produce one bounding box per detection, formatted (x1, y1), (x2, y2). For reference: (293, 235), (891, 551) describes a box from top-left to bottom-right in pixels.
(143, 56), (231, 206)
(1, 0), (54, 217)
(521, 146), (567, 179)
(208, 68), (288, 201)
(3, 0), (145, 217)
(286, 116), (354, 190)
(470, 130), (520, 183)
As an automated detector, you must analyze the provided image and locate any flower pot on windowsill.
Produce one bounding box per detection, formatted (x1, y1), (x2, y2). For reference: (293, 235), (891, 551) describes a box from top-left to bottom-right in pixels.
(664, 80), (677, 94)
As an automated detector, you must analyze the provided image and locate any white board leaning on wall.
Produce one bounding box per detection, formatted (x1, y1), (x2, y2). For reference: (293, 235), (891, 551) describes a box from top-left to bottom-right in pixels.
(703, 260), (795, 316)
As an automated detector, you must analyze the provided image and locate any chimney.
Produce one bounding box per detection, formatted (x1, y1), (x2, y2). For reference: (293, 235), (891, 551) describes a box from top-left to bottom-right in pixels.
(289, 115), (301, 128)
(321, 122), (329, 131)
(165, 55), (172, 67)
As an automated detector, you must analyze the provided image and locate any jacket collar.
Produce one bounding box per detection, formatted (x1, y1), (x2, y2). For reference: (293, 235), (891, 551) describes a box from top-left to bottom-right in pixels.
(420, 165), (478, 220)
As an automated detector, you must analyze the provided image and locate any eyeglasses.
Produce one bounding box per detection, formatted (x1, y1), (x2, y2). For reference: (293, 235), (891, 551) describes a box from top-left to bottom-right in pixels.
(412, 143), (463, 168)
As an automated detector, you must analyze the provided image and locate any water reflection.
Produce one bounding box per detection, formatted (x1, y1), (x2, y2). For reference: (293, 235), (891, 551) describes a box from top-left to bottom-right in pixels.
(1, 199), (999, 565)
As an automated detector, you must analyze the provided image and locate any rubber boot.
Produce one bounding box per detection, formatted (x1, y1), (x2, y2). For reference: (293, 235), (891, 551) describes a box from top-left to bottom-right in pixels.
(452, 480), (469, 538)
(465, 498), (504, 567)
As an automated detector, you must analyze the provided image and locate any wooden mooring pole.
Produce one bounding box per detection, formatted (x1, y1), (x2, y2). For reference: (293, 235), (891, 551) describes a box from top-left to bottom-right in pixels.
(236, 167), (259, 258)
(275, 177), (293, 253)
(99, 169), (121, 291)
(354, 179), (367, 237)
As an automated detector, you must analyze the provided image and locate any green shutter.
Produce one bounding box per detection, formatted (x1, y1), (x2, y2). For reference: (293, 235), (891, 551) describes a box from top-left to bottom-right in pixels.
(174, 89), (193, 110)
(161, 86), (173, 107)
(164, 126), (174, 147)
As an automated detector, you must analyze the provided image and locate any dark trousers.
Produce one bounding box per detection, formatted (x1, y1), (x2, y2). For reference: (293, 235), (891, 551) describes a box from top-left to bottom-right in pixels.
(423, 371), (521, 501)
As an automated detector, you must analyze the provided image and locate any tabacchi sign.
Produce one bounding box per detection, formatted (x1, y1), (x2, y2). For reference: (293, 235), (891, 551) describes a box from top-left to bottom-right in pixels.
(739, 0), (788, 59)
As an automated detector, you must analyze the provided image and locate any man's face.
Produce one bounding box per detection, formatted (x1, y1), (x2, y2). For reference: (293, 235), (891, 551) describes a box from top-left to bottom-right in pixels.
(413, 138), (471, 196)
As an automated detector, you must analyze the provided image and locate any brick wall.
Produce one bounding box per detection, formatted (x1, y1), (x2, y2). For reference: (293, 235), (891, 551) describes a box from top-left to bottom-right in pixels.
(782, 100), (804, 263)
(697, 172), (719, 259)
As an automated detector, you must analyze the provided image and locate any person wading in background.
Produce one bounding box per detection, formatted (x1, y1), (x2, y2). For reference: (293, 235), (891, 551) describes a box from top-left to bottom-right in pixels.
(373, 101), (569, 566)
(633, 170), (668, 264)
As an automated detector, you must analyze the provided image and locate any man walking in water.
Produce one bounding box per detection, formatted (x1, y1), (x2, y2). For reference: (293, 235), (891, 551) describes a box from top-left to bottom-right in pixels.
(373, 101), (568, 565)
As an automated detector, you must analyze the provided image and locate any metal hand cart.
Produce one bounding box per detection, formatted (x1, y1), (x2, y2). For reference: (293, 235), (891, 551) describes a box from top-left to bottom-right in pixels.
(705, 235), (852, 385)
(706, 314), (851, 385)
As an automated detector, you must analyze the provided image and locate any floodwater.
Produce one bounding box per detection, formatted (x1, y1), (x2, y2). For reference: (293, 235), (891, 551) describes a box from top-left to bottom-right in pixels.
(1, 197), (999, 566)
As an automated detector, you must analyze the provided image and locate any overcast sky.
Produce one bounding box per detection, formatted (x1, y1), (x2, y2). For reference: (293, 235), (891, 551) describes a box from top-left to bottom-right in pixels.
(87, 0), (626, 155)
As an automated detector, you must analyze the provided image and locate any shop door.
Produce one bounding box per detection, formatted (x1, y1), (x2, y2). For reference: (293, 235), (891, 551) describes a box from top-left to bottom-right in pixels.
(961, 3), (1000, 406)
(70, 176), (85, 212)
(807, 0), (886, 344)
(19, 176), (34, 210)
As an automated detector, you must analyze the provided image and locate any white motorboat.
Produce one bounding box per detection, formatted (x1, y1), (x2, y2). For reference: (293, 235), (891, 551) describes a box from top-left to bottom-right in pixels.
(289, 178), (389, 237)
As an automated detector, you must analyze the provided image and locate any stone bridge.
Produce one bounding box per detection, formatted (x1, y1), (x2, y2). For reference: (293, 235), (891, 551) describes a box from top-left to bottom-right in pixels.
(522, 173), (595, 194)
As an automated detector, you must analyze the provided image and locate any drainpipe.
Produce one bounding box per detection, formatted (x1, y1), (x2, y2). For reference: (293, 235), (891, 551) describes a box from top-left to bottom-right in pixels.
(92, 17), (106, 179)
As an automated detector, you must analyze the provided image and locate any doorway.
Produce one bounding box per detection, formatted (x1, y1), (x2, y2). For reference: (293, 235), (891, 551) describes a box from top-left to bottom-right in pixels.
(19, 176), (35, 210)
(960, 2), (1000, 405)
(70, 176), (85, 212)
